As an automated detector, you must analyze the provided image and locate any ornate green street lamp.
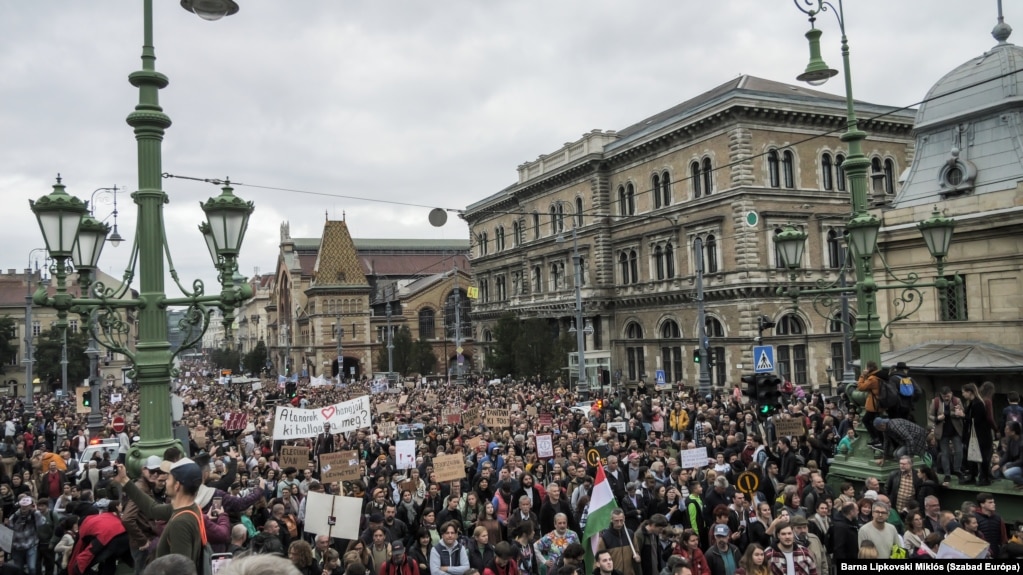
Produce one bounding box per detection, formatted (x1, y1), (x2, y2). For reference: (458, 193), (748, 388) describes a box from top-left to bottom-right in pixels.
(775, 0), (958, 480)
(29, 0), (250, 477)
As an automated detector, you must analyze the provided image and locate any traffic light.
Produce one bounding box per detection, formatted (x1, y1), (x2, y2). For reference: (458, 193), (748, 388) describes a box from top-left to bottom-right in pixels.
(755, 374), (783, 418)
(693, 347), (701, 363)
(82, 392), (91, 408)
(286, 382), (297, 398)
(741, 374), (758, 399)
(593, 399), (604, 410)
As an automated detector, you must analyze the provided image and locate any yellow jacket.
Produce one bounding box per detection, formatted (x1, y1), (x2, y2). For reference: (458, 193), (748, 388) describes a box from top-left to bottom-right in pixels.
(669, 409), (689, 432)
(857, 370), (881, 412)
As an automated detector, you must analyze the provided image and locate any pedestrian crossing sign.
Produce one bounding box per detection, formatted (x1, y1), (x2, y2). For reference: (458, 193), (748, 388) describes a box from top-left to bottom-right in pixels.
(753, 345), (775, 373)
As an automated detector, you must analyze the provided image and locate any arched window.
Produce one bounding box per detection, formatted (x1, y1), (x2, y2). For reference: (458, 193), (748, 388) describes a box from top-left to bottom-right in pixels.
(629, 249), (638, 284)
(884, 158), (896, 194)
(665, 243), (675, 278)
(827, 229), (842, 269)
(702, 158), (713, 195)
(532, 212), (540, 240)
(768, 150), (780, 188)
(836, 154), (847, 191)
(550, 262), (564, 291)
(661, 320), (681, 339)
(776, 314), (805, 335)
(479, 231), (488, 256)
(705, 234), (718, 273)
(822, 153), (834, 191)
(691, 161), (702, 198)
(575, 196), (584, 228)
(625, 183), (635, 215)
(444, 289), (472, 340)
(625, 322), (645, 380)
(495, 226), (505, 251)
(829, 311), (857, 333)
(652, 173), (662, 209)
(618, 185), (627, 216)
(532, 266), (542, 293)
(660, 170), (672, 206)
(705, 317), (725, 337)
(619, 252), (629, 284)
(654, 245), (665, 280)
(512, 221), (520, 247)
(783, 150), (795, 188)
(660, 319), (682, 382)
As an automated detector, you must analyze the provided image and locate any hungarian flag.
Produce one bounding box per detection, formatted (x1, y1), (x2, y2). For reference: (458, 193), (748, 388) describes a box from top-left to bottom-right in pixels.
(583, 464), (618, 574)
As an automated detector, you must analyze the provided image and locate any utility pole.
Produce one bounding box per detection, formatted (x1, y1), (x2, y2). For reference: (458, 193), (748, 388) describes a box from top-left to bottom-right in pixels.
(335, 311), (343, 384)
(23, 267), (35, 409)
(61, 328), (68, 397)
(454, 268), (463, 383)
(385, 285), (394, 375)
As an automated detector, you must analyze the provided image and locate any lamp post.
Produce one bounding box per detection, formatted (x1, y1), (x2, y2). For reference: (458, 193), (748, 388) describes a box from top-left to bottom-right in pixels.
(23, 248), (48, 409)
(556, 228), (593, 400)
(335, 311), (343, 384)
(28, 0), (251, 477)
(774, 0), (957, 474)
(385, 287), (394, 375)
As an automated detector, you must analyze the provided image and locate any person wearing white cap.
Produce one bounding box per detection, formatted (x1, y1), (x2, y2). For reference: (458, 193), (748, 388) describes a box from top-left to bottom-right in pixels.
(122, 455), (168, 574)
(5, 496), (44, 574)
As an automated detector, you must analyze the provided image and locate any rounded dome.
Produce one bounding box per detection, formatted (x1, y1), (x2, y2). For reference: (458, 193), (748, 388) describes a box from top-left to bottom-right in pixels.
(915, 40), (1023, 130)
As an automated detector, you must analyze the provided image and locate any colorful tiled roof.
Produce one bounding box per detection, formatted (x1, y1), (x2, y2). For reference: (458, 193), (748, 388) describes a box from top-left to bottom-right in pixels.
(314, 220), (369, 287)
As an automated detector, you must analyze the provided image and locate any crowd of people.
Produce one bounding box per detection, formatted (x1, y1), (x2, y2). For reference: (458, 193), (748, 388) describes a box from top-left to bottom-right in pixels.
(0, 358), (1019, 575)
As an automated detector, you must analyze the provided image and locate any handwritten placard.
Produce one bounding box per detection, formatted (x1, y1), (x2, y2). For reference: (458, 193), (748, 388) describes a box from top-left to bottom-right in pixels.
(466, 436), (484, 452)
(536, 434), (554, 459)
(376, 402), (398, 415)
(527, 406), (538, 417)
(377, 421), (397, 438)
(485, 409), (510, 428)
(463, 408), (481, 426)
(679, 446), (710, 469)
(433, 453), (466, 483)
(320, 450), (361, 483)
(774, 418), (806, 437)
(442, 409), (461, 425)
(539, 413), (553, 427)
(607, 421), (627, 434)
(424, 393), (438, 406)
(280, 446), (310, 469)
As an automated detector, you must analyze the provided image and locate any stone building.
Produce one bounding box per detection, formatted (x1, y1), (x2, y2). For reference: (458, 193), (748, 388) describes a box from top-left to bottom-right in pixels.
(464, 75), (916, 393)
(875, 14), (1023, 395)
(267, 218), (471, 380)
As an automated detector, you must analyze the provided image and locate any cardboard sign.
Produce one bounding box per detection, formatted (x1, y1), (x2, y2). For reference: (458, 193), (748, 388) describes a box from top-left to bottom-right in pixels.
(679, 446), (710, 469)
(536, 434), (554, 459)
(304, 492), (362, 539)
(774, 418), (806, 437)
(376, 402), (398, 415)
(527, 406), (538, 417)
(424, 393), (438, 406)
(398, 394), (409, 406)
(0, 525), (12, 553)
(463, 408), (481, 426)
(110, 393), (123, 404)
(280, 446), (310, 469)
(442, 409), (461, 425)
(485, 409), (510, 428)
(399, 479), (417, 494)
(466, 436), (484, 452)
(194, 430), (207, 449)
(320, 450), (361, 484)
(223, 412), (249, 432)
(607, 421), (627, 434)
(273, 396), (373, 439)
(377, 421), (397, 438)
(433, 453), (466, 483)
(251, 381), (262, 391)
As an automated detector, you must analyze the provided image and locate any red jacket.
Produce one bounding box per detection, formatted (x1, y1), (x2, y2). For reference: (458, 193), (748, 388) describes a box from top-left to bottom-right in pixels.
(484, 558), (521, 575)
(69, 512), (126, 575)
(379, 557), (420, 575)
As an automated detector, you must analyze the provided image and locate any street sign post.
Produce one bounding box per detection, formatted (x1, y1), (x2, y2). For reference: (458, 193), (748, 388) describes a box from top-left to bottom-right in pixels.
(112, 416), (126, 434)
(753, 345), (775, 374)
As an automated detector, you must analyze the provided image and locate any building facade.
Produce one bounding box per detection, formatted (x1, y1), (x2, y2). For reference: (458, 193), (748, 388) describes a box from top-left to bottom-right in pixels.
(267, 219), (472, 380)
(464, 75), (916, 392)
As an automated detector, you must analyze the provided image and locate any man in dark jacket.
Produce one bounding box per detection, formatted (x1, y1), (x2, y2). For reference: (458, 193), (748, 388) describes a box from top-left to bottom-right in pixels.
(830, 502), (860, 561)
(704, 525), (741, 575)
(631, 515), (668, 575)
(539, 483), (578, 537)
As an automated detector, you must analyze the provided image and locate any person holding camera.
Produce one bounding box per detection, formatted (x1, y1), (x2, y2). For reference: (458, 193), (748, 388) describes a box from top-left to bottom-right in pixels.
(121, 456), (168, 574)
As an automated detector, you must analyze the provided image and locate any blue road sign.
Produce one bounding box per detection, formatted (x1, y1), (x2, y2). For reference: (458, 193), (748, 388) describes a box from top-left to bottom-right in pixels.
(655, 370), (666, 384)
(753, 345), (775, 373)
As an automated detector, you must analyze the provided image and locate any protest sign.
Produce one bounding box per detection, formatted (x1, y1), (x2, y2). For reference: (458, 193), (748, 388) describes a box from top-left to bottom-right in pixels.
(376, 421), (396, 438)
(485, 409), (510, 428)
(396, 440), (416, 469)
(194, 430), (207, 449)
(398, 394), (409, 406)
(376, 402), (397, 415)
(465, 436), (484, 452)
(424, 393), (438, 406)
(462, 408), (481, 426)
(304, 492), (362, 539)
(679, 446), (710, 469)
(774, 418), (806, 437)
(527, 406), (538, 417)
(273, 396), (372, 440)
(536, 434), (554, 459)
(110, 393), (123, 404)
(607, 421), (627, 434)
(538, 413), (553, 427)
(280, 446), (309, 469)
(251, 381), (262, 391)
(320, 451), (361, 483)
(433, 453), (466, 483)
(0, 525), (12, 553)
(442, 409), (461, 425)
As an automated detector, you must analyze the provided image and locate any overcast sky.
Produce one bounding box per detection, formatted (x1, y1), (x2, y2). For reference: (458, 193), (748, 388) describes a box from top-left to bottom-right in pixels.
(0, 1), (1013, 296)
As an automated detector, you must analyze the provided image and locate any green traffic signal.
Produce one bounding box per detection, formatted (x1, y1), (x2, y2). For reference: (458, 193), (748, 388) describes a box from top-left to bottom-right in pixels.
(693, 347), (701, 363)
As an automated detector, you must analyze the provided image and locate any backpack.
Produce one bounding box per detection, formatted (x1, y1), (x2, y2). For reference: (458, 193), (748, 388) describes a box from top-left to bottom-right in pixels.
(896, 376), (915, 398)
(180, 509), (213, 575)
(875, 376), (899, 410)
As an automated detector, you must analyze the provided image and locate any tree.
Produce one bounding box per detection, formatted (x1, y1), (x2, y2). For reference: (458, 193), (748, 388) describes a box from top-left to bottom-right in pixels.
(243, 340), (269, 375)
(33, 326), (90, 389)
(376, 325), (415, 375)
(414, 338), (437, 375)
(0, 316), (17, 375)
(210, 347), (241, 372)
(488, 313), (572, 381)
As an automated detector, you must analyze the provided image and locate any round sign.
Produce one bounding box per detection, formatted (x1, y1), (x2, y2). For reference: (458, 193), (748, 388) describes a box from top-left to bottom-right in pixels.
(112, 416), (126, 434)
(736, 471), (760, 496)
(586, 448), (602, 467)
(745, 211), (759, 227)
